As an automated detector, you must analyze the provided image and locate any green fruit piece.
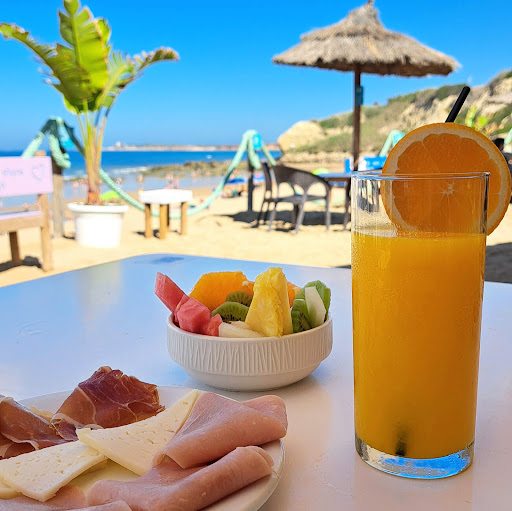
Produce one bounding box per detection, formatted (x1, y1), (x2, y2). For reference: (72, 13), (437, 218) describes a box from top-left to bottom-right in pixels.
(225, 291), (253, 307)
(212, 301), (249, 322)
(296, 281), (331, 318)
(291, 298), (312, 333)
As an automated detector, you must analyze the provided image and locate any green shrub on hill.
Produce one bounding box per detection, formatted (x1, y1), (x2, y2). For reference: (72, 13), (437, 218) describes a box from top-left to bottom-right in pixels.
(293, 123), (386, 154)
(295, 132), (352, 153)
(318, 112), (353, 130)
(388, 91), (418, 104)
(435, 84), (466, 100)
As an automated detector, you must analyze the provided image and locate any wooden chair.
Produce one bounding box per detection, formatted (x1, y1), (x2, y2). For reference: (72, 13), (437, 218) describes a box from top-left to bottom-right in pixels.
(0, 157), (54, 271)
(265, 164), (332, 234)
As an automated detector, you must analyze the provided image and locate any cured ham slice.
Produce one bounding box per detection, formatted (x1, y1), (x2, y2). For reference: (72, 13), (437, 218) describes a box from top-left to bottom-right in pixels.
(154, 392), (287, 468)
(51, 367), (164, 441)
(76, 503), (132, 511)
(87, 446), (273, 511)
(0, 396), (67, 459)
(0, 485), (86, 510)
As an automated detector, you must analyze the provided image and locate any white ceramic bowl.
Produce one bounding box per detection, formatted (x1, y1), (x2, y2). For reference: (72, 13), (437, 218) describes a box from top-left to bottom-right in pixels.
(166, 315), (333, 391)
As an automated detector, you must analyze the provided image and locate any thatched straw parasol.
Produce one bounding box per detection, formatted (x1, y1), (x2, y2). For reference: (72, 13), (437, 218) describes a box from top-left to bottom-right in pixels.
(273, 0), (459, 170)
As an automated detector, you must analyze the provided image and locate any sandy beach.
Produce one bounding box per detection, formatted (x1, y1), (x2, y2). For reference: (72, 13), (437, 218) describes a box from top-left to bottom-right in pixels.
(1, 183), (511, 288)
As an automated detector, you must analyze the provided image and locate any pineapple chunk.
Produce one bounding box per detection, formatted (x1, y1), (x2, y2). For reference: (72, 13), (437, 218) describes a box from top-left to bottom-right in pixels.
(245, 268), (293, 336)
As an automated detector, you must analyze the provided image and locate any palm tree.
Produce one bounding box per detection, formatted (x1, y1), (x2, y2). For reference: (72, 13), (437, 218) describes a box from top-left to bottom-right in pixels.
(0, 0), (178, 204)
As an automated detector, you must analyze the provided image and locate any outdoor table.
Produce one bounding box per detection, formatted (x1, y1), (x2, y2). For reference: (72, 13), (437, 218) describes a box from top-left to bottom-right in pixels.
(321, 172), (352, 229)
(138, 188), (193, 239)
(1, 254), (511, 510)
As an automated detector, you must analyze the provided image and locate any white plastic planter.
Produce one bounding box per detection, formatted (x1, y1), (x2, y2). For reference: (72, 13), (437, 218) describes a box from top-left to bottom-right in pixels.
(68, 203), (129, 248)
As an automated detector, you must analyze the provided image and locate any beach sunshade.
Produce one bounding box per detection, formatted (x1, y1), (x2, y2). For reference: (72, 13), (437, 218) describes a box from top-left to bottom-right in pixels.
(272, 0), (459, 169)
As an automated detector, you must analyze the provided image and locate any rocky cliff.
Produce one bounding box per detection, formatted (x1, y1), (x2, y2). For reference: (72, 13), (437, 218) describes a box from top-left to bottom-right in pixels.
(279, 70), (512, 163)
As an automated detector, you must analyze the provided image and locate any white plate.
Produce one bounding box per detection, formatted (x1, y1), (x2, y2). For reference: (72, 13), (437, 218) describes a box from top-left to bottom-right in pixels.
(20, 386), (284, 511)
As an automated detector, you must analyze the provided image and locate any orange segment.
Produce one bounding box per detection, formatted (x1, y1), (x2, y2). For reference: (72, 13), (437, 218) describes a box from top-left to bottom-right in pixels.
(189, 271), (248, 311)
(382, 123), (511, 234)
(239, 280), (254, 296)
(287, 281), (301, 307)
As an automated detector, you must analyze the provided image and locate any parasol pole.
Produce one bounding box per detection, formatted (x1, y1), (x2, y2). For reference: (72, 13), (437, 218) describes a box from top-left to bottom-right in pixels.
(353, 65), (362, 171)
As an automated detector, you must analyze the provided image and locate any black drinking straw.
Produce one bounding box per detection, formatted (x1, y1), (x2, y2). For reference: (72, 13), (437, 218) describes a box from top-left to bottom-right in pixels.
(445, 86), (471, 122)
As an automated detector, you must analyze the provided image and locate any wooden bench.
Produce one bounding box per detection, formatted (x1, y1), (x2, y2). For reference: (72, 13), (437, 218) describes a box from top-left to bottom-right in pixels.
(0, 157), (54, 271)
(138, 189), (193, 240)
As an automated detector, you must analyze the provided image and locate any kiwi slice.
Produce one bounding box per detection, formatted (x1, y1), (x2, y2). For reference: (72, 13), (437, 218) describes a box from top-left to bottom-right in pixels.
(225, 291), (253, 307)
(296, 281), (331, 318)
(291, 298), (312, 333)
(212, 301), (249, 322)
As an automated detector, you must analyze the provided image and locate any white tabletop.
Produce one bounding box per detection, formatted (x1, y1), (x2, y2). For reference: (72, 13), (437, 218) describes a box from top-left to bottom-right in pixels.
(138, 188), (193, 204)
(1, 255), (511, 510)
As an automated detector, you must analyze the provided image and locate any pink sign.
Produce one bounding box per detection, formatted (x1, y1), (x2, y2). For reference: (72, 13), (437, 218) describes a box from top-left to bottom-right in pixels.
(0, 157), (53, 198)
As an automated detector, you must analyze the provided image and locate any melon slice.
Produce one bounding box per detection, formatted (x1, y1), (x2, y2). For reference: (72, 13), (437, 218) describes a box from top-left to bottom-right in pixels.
(305, 287), (327, 328)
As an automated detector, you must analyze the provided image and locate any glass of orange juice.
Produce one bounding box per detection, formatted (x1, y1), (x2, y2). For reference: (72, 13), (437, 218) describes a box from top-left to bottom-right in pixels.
(351, 171), (489, 478)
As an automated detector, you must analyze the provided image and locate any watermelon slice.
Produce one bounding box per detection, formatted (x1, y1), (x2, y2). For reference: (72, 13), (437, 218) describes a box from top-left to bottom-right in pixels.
(175, 294), (190, 314)
(201, 314), (222, 336)
(155, 273), (186, 313)
(175, 297), (212, 334)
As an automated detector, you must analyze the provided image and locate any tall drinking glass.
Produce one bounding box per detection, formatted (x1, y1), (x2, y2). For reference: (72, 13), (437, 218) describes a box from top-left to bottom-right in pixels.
(351, 171), (489, 479)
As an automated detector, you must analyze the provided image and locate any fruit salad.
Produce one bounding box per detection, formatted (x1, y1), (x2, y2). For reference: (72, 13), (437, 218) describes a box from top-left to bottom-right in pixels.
(155, 268), (331, 338)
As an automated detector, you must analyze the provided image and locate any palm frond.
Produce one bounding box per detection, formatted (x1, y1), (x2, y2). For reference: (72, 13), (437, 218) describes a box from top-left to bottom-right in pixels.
(58, 0), (109, 90)
(132, 46), (179, 73)
(95, 51), (134, 109)
(0, 23), (92, 104)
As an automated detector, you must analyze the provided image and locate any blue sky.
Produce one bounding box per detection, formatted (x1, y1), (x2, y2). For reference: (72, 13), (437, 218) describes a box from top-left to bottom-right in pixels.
(0, 0), (510, 150)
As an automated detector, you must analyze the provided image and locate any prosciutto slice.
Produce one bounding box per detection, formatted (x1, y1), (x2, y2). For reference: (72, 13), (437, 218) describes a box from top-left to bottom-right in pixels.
(154, 392), (287, 468)
(0, 396), (67, 459)
(87, 446), (273, 511)
(51, 367), (164, 441)
(75, 503), (132, 511)
(0, 485), (86, 510)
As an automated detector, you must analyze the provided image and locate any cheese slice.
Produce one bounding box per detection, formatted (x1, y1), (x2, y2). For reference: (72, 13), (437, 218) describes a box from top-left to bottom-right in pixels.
(0, 480), (19, 499)
(77, 389), (199, 476)
(0, 441), (106, 502)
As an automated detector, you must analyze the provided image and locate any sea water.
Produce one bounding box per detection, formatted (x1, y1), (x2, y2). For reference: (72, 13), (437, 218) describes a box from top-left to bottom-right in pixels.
(0, 150), (280, 207)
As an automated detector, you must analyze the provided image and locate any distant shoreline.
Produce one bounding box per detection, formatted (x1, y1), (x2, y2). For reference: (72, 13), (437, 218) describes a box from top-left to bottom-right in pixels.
(103, 143), (280, 152)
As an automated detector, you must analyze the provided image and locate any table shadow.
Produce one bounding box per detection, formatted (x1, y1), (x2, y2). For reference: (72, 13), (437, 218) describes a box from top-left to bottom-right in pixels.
(0, 256), (41, 273)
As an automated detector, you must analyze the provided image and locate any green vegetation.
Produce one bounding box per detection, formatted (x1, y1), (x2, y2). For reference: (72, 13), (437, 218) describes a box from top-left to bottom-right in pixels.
(0, 0), (177, 204)
(295, 133), (353, 153)
(318, 117), (343, 130)
(388, 91), (418, 104)
(318, 111), (353, 130)
(435, 84), (466, 101)
(363, 105), (386, 119)
(293, 123), (386, 154)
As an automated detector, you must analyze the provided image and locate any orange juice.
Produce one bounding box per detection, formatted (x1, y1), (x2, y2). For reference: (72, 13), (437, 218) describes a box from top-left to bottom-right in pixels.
(352, 229), (485, 459)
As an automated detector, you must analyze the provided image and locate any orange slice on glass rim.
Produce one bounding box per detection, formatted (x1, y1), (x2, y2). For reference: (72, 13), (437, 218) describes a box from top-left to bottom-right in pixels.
(381, 123), (511, 234)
